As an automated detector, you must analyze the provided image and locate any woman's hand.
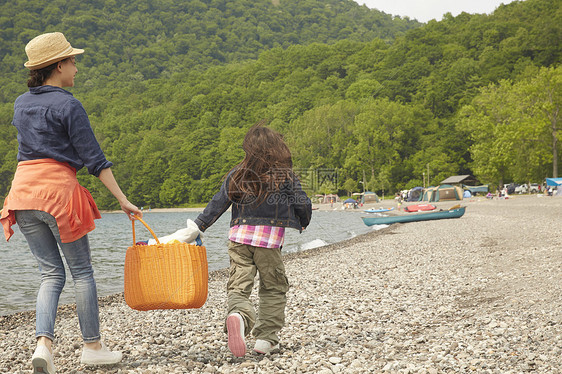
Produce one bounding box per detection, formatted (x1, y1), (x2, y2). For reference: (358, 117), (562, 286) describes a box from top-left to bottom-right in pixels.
(98, 168), (142, 220)
(120, 200), (143, 220)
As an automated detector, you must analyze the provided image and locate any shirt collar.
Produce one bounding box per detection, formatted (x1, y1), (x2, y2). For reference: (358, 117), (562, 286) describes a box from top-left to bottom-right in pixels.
(30, 85), (73, 96)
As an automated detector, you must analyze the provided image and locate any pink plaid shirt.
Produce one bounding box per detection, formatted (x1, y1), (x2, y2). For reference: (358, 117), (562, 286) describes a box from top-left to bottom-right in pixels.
(228, 225), (285, 249)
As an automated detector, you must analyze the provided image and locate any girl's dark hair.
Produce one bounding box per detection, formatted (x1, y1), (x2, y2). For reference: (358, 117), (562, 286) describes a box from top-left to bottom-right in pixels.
(27, 58), (66, 87)
(228, 120), (293, 204)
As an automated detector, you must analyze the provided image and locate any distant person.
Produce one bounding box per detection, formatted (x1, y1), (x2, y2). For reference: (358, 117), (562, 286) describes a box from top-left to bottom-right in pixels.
(194, 122), (312, 357)
(395, 192), (403, 211)
(0, 32), (142, 373)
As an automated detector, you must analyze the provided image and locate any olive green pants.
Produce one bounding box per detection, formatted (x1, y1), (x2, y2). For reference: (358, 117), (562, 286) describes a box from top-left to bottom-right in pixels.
(226, 241), (289, 345)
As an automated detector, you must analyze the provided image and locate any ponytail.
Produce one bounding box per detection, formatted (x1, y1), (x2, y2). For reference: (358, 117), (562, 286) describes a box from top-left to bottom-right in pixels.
(27, 61), (60, 87)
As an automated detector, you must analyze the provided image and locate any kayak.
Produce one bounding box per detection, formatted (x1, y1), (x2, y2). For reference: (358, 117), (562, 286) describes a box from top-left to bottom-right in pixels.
(364, 207), (394, 213)
(362, 206), (466, 226)
(403, 204), (436, 212)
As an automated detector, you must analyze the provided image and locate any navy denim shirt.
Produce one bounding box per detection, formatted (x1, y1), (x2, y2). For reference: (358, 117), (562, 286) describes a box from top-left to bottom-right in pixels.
(13, 85), (112, 176)
(195, 172), (312, 233)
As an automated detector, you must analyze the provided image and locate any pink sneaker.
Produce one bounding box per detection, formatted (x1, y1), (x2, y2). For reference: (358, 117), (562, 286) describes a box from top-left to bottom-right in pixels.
(226, 313), (246, 357)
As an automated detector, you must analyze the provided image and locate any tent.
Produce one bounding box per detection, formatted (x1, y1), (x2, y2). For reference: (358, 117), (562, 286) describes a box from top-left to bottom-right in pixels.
(545, 178), (562, 196)
(320, 194), (340, 204)
(463, 184), (489, 195)
(343, 197), (358, 209)
(407, 187), (423, 202)
(421, 185), (463, 202)
(359, 191), (379, 203)
(546, 178), (562, 186)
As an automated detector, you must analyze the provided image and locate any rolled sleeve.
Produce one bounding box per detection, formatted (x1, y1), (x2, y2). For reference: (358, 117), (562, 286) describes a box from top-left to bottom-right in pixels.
(63, 99), (112, 176)
(195, 177), (232, 231)
(293, 177), (312, 228)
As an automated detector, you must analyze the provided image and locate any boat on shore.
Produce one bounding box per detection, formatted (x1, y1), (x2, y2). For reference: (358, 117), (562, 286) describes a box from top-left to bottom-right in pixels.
(403, 204), (436, 212)
(362, 206), (466, 226)
(364, 207), (394, 213)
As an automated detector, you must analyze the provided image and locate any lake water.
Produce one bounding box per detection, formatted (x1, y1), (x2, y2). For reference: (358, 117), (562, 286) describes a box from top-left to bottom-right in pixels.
(0, 209), (379, 316)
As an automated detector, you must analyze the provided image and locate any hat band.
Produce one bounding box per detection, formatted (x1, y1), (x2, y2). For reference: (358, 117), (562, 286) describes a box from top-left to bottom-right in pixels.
(38, 44), (74, 63)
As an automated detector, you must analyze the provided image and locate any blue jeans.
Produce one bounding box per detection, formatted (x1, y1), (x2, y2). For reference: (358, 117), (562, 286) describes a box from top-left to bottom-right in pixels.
(15, 210), (100, 343)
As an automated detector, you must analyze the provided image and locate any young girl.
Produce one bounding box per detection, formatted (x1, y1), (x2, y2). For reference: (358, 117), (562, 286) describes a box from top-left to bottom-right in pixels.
(194, 122), (312, 357)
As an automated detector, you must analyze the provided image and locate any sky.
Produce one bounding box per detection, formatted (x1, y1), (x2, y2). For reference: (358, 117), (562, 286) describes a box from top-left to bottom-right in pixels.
(354, 0), (519, 23)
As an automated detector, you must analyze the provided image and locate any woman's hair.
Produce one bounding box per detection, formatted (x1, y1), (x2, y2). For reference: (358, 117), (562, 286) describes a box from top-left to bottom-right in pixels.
(27, 58), (67, 87)
(228, 120), (294, 204)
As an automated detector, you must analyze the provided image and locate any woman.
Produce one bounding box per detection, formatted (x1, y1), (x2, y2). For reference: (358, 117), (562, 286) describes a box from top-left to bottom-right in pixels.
(0, 32), (142, 372)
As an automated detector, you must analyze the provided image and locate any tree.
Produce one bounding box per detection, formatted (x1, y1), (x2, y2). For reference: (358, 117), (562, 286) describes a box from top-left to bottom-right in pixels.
(515, 66), (562, 178)
(460, 65), (562, 185)
(458, 82), (517, 186)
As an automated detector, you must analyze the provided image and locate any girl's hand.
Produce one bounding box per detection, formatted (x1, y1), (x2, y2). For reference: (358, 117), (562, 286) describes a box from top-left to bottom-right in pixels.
(120, 200), (143, 220)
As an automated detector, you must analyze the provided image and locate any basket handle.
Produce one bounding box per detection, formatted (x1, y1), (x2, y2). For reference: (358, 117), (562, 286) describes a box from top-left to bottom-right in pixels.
(132, 216), (160, 245)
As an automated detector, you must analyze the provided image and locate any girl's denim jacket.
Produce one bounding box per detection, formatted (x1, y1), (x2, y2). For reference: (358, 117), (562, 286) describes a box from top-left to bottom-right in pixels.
(195, 171), (312, 233)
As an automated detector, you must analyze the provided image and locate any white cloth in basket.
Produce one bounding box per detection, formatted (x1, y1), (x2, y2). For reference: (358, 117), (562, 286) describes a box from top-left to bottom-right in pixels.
(148, 219), (203, 245)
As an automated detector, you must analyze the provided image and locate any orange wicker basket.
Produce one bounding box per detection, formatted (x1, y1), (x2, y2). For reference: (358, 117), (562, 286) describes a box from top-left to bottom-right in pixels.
(124, 217), (208, 311)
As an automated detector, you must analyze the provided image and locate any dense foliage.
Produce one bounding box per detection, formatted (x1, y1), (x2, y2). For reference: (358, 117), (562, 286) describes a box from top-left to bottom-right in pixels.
(0, 0), (417, 103)
(0, 0), (561, 209)
(459, 65), (562, 185)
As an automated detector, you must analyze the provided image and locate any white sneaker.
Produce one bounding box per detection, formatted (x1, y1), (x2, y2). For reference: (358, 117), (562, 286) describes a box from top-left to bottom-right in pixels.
(32, 345), (56, 374)
(254, 339), (280, 354)
(80, 342), (122, 365)
(226, 313), (246, 357)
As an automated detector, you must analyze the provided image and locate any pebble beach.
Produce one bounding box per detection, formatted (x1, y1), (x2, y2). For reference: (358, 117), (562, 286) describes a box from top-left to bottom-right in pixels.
(1, 195), (561, 373)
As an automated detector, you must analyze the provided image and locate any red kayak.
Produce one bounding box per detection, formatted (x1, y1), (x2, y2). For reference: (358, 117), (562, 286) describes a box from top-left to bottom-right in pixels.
(403, 204), (437, 212)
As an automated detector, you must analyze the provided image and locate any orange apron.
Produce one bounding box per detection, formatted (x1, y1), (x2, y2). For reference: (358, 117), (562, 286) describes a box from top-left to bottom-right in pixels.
(1, 159), (101, 243)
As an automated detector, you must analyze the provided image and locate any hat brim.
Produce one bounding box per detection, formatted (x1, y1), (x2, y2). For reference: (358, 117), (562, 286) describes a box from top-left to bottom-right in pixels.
(24, 48), (84, 70)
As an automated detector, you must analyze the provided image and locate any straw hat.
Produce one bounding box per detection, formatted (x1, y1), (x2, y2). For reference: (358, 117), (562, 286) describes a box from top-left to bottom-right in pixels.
(24, 32), (84, 70)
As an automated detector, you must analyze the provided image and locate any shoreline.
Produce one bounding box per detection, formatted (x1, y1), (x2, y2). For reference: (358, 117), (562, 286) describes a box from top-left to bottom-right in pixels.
(100, 198), (407, 214)
(0, 203), (385, 318)
(2, 195), (561, 373)
(0, 224), (393, 324)
(0, 195), (545, 322)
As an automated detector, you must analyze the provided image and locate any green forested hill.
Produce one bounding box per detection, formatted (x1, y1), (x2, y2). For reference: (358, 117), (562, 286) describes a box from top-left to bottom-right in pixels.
(0, 0), (418, 103)
(0, 0), (561, 209)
